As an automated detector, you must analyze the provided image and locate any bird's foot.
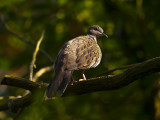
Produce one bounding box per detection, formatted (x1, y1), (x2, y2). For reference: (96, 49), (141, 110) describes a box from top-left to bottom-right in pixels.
(70, 79), (77, 85)
(79, 78), (86, 82)
(79, 71), (87, 81)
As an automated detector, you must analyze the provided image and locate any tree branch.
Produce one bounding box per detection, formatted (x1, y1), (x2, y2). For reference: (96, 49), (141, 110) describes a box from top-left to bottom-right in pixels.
(0, 57), (160, 111)
(33, 65), (54, 82)
(64, 57), (160, 95)
(0, 75), (48, 91)
(0, 15), (54, 64)
(96, 62), (142, 77)
(29, 31), (44, 81)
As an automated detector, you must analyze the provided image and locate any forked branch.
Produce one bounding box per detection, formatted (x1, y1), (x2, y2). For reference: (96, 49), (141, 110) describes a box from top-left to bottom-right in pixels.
(0, 57), (160, 111)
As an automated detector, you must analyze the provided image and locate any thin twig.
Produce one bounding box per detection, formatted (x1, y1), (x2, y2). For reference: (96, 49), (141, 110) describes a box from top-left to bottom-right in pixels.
(32, 65), (54, 82)
(29, 31), (45, 80)
(0, 15), (54, 64)
(0, 96), (18, 100)
(96, 62), (142, 77)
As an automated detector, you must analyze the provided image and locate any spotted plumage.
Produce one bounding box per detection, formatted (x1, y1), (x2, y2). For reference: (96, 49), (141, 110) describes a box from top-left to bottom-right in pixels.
(46, 25), (108, 98)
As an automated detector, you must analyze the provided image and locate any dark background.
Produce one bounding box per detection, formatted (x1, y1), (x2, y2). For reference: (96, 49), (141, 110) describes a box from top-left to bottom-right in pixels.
(0, 0), (160, 120)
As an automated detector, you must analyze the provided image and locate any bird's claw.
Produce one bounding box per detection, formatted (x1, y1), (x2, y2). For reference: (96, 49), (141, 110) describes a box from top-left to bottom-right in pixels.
(70, 79), (77, 85)
(79, 79), (86, 82)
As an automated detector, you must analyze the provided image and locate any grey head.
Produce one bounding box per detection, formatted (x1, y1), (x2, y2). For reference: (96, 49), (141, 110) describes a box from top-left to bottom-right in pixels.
(87, 25), (108, 38)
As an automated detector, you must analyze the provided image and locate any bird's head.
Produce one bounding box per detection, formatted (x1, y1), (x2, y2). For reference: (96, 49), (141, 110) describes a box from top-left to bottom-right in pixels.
(87, 25), (108, 38)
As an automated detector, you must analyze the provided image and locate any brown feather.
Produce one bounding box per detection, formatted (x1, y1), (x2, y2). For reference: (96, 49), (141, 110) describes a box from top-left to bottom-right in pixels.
(46, 25), (107, 98)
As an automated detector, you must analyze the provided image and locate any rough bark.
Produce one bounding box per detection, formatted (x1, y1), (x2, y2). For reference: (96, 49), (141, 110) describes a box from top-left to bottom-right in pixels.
(0, 57), (160, 111)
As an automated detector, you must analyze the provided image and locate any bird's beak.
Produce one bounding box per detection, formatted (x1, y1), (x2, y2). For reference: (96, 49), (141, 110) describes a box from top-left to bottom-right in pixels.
(102, 33), (108, 38)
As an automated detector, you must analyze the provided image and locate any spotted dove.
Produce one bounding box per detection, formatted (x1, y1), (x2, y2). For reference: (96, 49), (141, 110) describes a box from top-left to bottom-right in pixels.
(46, 25), (108, 98)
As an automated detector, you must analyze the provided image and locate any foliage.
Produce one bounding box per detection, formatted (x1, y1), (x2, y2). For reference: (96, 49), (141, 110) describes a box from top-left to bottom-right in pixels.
(0, 0), (160, 119)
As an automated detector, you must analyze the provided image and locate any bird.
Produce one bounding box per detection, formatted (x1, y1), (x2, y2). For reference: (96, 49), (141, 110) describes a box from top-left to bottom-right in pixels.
(46, 25), (108, 98)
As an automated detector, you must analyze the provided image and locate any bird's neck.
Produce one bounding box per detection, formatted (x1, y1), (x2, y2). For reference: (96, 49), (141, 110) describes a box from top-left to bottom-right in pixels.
(87, 34), (97, 42)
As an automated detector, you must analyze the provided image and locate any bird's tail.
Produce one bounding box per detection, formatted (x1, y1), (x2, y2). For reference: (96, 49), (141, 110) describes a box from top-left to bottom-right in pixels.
(46, 69), (72, 98)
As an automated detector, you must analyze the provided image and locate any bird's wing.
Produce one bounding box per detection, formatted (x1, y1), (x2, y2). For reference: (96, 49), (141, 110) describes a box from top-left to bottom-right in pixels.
(54, 35), (101, 71)
(75, 36), (102, 70)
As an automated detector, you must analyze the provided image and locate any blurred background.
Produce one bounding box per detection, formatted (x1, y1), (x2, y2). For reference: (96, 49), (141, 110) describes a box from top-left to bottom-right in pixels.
(0, 0), (160, 120)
